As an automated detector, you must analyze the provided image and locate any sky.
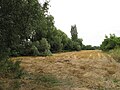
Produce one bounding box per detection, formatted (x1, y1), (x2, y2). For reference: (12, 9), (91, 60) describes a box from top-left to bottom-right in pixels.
(40, 0), (120, 46)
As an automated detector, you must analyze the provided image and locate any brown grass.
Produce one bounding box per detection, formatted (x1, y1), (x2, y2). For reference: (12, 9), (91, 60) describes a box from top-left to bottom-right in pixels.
(2, 50), (120, 90)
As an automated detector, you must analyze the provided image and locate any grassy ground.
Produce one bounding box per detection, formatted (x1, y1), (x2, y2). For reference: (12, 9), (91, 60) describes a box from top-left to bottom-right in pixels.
(1, 50), (120, 90)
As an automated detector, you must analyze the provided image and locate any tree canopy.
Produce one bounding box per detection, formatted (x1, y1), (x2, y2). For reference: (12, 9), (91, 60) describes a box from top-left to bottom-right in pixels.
(100, 34), (120, 51)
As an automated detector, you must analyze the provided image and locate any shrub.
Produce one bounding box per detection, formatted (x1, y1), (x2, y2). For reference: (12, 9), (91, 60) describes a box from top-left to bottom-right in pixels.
(39, 38), (52, 56)
(30, 45), (40, 56)
(40, 50), (52, 56)
(73, 41), (81, 51)
(50, 36), (63, 52)
(109, 47), (120, 62)
(39, 38), (51, 52)
(10, 50), (20, 57)
(100, 34), (120, 51)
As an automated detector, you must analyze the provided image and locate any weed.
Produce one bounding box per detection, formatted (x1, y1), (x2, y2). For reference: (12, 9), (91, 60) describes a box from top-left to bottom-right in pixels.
(35, 73), (61, 87)
(0, 59), (24, 79)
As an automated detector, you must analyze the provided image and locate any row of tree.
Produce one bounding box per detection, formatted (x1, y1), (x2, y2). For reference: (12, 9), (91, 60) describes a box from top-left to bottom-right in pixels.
(0, 0), (83, 57)
(0, 0), (100, 58)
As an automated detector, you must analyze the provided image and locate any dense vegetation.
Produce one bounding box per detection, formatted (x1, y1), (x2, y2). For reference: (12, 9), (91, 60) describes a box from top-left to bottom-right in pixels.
(0, 0), (85, 58)
(100, 34), (120, 62)
(0, 0), (84, 79)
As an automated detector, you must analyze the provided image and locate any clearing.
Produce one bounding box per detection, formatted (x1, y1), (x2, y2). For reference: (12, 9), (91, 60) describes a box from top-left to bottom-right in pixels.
(5, 50), (120, 90)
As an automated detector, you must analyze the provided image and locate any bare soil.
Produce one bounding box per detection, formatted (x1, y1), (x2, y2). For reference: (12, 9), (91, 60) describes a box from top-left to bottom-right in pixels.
(2, 50), (120, 90)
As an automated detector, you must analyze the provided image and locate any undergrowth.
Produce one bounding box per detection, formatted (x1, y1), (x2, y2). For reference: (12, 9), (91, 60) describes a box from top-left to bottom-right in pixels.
(0, 58), (23, 79)
(109, 47), (120, 62)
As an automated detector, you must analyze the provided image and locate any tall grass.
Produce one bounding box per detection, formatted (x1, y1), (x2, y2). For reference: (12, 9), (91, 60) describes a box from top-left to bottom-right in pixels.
(109, 47), (120, 62)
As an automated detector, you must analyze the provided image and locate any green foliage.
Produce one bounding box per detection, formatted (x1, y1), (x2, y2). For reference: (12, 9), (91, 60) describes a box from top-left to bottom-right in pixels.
(66, 25), (83, 51)
(100, 34), (120, 51)
(47, 29), (66, 52)
(0, 0), (84, 58)
(51, 36), (63, 52)
(82, 45), (95, 50)
(76, 38), (83, 47)
(39, 38), (50, 52)
(101, 39), (116, 51)
(65, 39), (81, 51)
(31, 45), (40, 56)
(101, 34), (120, 62)
(21, 41), (33, 56)
(39, 38), (52, 56)
(64, 39), (73, 50)
(72, 41), (81, 51)
(71, 25), (78, 41)
(0, 59), (23, 79)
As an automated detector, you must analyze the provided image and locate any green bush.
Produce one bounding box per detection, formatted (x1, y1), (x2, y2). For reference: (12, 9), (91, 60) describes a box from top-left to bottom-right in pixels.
(10, 50), (20, 57)
(44, 50), (52, 56)
(50, 36), (63, 52)
(100, 34), (120, 51)
(39, 38), (52, 56)
(73, 41), (81, 51)
(30, 45), (40, 56)
(82, 45), (95, 50)
(39, 38), (51, 52)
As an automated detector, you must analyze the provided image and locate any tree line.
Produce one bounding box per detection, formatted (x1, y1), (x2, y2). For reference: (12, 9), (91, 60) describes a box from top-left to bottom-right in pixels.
(0, 0), (99, 58)
(100, 34), (120, 51)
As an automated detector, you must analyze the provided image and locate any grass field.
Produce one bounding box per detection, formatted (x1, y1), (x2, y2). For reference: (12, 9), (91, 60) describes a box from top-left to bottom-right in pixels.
(1, 50), (120, 90)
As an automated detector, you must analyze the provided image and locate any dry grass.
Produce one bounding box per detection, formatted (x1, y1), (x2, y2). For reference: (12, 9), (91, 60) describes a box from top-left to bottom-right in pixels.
(1, 50), (120, 90)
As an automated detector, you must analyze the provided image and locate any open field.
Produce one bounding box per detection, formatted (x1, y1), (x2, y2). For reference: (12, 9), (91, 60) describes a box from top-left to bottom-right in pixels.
(1, 50), (120, 90)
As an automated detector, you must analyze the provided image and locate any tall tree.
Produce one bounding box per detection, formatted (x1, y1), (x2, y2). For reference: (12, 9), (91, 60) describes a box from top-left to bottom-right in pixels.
(70, 25), (78, 41)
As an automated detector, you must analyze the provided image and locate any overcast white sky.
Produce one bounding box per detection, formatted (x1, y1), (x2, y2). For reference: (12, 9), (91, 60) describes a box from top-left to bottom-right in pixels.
(40, 0), (120, 46)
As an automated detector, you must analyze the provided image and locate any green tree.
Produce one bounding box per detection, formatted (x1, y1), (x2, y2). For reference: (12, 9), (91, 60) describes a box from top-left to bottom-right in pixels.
(100, 34), (120, 51)
(70, 25), (78, 41)
(65, 39), (81, 51)
(0, 0), (50, 78)
(47, 28), (65, 52)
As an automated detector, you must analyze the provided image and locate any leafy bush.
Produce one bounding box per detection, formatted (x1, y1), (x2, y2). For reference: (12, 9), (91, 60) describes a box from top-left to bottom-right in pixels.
(65, 39), (81, 51)
(100, 34), (120, 51)
(50, 36), (63, 52)
(101, 39), (116, 51)
(40, 50), (52, 56)
(73, 41), (81, 51)
(39, 38), (52, 56)
(82, 45), (96, 50)
(30, 45), (40, 56)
